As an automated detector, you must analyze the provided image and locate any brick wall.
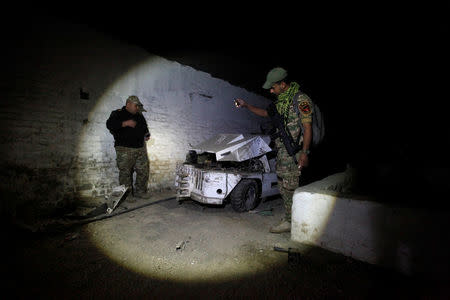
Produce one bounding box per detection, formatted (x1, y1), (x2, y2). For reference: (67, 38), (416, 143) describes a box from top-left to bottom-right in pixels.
(1, 19), (270, 216)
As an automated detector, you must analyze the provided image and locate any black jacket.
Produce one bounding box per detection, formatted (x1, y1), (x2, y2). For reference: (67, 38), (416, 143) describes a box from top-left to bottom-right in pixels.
(106, 106), (150, 148)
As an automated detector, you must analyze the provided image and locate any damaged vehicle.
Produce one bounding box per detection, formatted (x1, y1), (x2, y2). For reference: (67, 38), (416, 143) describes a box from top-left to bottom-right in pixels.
(175, 133), (279, 212)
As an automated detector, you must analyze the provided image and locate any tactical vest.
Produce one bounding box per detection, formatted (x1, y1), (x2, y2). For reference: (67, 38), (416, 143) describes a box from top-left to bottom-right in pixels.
(275, 92), (325, 150)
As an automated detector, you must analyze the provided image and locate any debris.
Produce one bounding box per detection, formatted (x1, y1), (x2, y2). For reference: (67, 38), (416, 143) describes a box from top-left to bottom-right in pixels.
(176, 237), (191, 251)
(273, 246), (302, 266)
(65, 232), (79, 241)
(58, 232), (80, 248)
(176, 241), (187, 251)
(249, 208), (274, 216)
(85, 203), (107, 218)
(106, 185), (129, 214)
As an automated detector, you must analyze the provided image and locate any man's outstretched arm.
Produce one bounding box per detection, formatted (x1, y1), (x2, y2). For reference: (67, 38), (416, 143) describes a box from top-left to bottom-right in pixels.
(235, 98), (268, 117)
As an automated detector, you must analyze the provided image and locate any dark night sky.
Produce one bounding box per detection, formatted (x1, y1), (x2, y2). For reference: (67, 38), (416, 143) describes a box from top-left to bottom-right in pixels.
(8, 3), (450, 165)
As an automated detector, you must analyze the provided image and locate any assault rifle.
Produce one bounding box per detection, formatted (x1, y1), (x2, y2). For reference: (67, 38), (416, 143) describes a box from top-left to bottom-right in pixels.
(266, 104), (301, 165)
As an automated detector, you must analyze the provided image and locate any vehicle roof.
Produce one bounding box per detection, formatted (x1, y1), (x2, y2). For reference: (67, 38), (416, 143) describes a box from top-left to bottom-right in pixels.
(190, 133), (272, 162)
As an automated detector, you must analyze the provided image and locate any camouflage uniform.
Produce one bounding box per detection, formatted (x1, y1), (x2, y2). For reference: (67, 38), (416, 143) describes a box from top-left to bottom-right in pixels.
(274, 93), (314, 222)
(115, 146), (149, 191)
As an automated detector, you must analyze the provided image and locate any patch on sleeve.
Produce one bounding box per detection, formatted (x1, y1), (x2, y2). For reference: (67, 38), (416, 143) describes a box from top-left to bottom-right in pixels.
(298, 100), (312, 115)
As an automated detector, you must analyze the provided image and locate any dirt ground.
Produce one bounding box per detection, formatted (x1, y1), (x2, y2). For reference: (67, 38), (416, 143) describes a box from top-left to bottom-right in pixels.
(2, 191), (448, 299)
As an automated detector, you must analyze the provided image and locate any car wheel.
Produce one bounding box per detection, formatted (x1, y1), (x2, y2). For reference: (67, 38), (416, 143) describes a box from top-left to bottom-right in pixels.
(230, 179), (259, 212)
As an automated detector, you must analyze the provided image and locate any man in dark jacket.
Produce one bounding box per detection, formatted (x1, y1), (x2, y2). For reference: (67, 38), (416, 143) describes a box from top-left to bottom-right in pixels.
(106, 95), (151, 199)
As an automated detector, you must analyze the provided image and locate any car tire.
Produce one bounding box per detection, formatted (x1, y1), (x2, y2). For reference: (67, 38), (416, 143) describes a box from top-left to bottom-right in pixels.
(230, 179), (259, 212)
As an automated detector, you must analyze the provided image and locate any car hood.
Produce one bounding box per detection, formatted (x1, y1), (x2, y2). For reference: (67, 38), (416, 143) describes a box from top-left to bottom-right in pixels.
(190, 133), (272, 162)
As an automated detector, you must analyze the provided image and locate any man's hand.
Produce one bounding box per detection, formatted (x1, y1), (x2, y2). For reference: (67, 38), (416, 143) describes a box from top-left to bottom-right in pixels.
(298, 153), (309, 171)
(235, 98), (268, 117)
(234, 98), (247, 108)
(122, 120), (137, 128)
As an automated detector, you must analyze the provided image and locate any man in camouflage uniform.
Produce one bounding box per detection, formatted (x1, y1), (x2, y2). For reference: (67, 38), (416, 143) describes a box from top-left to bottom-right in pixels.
(106, 95), (151, 200)
(235, 67), (314, 233)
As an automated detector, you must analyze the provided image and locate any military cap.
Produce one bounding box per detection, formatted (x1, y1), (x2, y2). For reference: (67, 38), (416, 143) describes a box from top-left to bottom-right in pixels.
(262, 67), (288, 89)
(126, 95), (147, 112)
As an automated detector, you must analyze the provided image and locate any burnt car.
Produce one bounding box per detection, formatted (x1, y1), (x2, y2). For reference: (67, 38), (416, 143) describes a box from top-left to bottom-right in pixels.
(175, 133), (279, 212)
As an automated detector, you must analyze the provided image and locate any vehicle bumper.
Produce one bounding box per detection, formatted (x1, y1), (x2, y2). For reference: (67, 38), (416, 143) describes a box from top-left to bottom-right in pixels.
(175, 163), (241, 205)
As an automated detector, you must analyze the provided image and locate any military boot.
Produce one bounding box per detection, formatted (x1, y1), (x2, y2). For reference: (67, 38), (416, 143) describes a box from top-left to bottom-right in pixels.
(270, 219), (291, 233)
(134, 189), (151, 199)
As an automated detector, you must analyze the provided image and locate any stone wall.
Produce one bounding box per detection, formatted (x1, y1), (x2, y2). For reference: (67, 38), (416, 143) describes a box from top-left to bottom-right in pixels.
(1, 18), (270, 217)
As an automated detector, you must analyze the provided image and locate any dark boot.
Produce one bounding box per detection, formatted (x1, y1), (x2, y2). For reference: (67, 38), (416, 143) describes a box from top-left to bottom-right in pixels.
(134, 189), (151, 199)
(269, 218), (291, 233)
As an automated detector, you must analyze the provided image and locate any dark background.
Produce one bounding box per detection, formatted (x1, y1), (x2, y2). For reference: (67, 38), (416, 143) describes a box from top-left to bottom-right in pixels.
(28, 3), (448, 94)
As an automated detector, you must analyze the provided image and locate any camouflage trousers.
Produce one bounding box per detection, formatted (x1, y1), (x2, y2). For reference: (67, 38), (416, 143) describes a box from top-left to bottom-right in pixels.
(115, 146), (149, 192)
(276, 147), (302, 222)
